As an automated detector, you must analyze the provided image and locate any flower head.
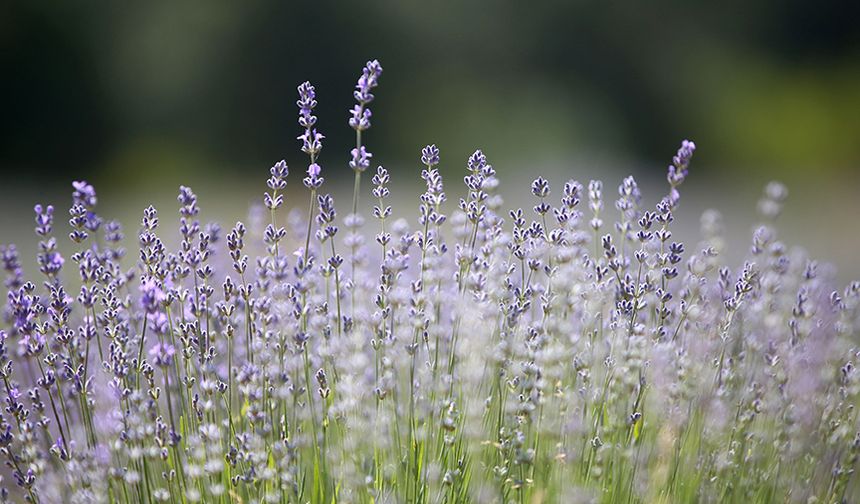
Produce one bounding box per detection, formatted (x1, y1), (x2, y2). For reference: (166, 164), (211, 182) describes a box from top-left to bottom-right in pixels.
(140, 276), (166, 313)
(177, 185), (199, 217)
(348, 104), (372, 131)
(34, 204), (54, 236)
(40, 251), (64, 276)
(297, 81), (318, 128)
(353, 59), (383, 105)
(349, 59), (382, 131)
(667, 139), (696, 206)
(72, 181), (97, 208)
(148, 342), (175, 367)
(267, 160), (289, 191)
(672, 139), (696, 171)
(467, 149), (487, 173)
(349, 146), (372, 173)
(421, 144), (440, 167)
(298, 81), (324, 157)
(304, 163), (324, 189)
(298, 129), (324, 157)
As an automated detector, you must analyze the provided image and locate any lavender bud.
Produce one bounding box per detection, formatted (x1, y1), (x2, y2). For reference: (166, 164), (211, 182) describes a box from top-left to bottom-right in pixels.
(349, 146), (373, 173)
(421, 144), (440, 167)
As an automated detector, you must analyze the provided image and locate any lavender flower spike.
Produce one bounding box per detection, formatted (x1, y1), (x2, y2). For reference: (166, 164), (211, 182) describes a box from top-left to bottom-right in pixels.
(347, 59), (383, 220)
(421, 144), (440, 167)
(297, 81), (318, 128)
(298, 81), (324, 158)
(673, 139), (696, 171)
(353, 59), (383, 105)
(667, 138), (696, 206)
(348, 59), (383, 132)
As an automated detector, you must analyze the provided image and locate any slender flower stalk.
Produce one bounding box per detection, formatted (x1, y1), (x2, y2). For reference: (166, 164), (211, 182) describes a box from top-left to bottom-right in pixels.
(347, 60), (382, 318)
(348, 59), (382, 218)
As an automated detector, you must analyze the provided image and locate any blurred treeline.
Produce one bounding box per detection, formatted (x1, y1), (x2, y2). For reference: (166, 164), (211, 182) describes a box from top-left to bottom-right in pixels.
(2, 1), (859, 184)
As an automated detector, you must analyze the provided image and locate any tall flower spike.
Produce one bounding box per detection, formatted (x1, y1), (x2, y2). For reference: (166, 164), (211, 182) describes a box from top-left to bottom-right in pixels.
(667, 139), (695, 207)
(298, 81), (323, 159)
(297, 81), (317, 128)
(348, 60), (383, 133)
(264, 160), (289, 212)
(353, 59), (383, 106)
(417, 144), (446, 233)
(347, 58), (383, 297)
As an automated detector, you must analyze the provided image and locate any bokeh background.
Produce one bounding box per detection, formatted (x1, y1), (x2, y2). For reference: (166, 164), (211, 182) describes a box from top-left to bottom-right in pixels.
(2, 1), (859, 277)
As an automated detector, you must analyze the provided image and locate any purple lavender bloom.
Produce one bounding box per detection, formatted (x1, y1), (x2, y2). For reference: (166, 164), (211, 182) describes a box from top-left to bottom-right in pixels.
(140, 276), (166, 313)
(264, 160), (289, 215)
(297, 81), (318, 128)
(298, 129), (325, 157)
(304, 163), (324, 189)
(34, 204), (54, 236)
(178, 185), (199, 217)
(467, 149), (487, 173)
(35, 201), (66, 275)
(68, 204), (90, 243)
(268, 160), (289, 191)
(672, 139), (696, 171)
(297, 81), (324, 158)
(148, 311), (169, 335)
(0, 245), (24, 290)
(348, 59), (382, 131)
(349, 146), (372, 173)
(40, 251), (64, 276)
(348, 104), (372, 131)
(353, 59), (383, 105)
(667, 139), (696, 187)
(9, 286), (37, 336)
(421, 144), (440, 167)
(70, 180), (103, 234)
(667, 139), (696, 206)
(72, 180), (97, 208)
(148, 342), (176, 367)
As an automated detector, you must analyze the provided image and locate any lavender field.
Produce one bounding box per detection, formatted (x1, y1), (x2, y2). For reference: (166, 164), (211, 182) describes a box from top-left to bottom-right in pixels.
(1, 59), (859, 503)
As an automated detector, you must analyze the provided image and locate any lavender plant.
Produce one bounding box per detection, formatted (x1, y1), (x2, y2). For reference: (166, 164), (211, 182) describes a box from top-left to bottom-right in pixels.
(1, 60), (859, 504)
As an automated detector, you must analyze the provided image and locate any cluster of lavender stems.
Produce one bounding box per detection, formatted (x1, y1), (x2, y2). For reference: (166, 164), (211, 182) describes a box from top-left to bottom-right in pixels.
(1, 60), (860, 504)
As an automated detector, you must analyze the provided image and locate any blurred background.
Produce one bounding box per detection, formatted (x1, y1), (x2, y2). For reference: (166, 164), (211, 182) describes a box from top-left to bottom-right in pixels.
(1, 1), (859, 277)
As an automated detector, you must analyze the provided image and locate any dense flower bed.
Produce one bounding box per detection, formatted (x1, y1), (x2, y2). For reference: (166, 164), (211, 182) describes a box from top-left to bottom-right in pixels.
(1, 60), (858, 503)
